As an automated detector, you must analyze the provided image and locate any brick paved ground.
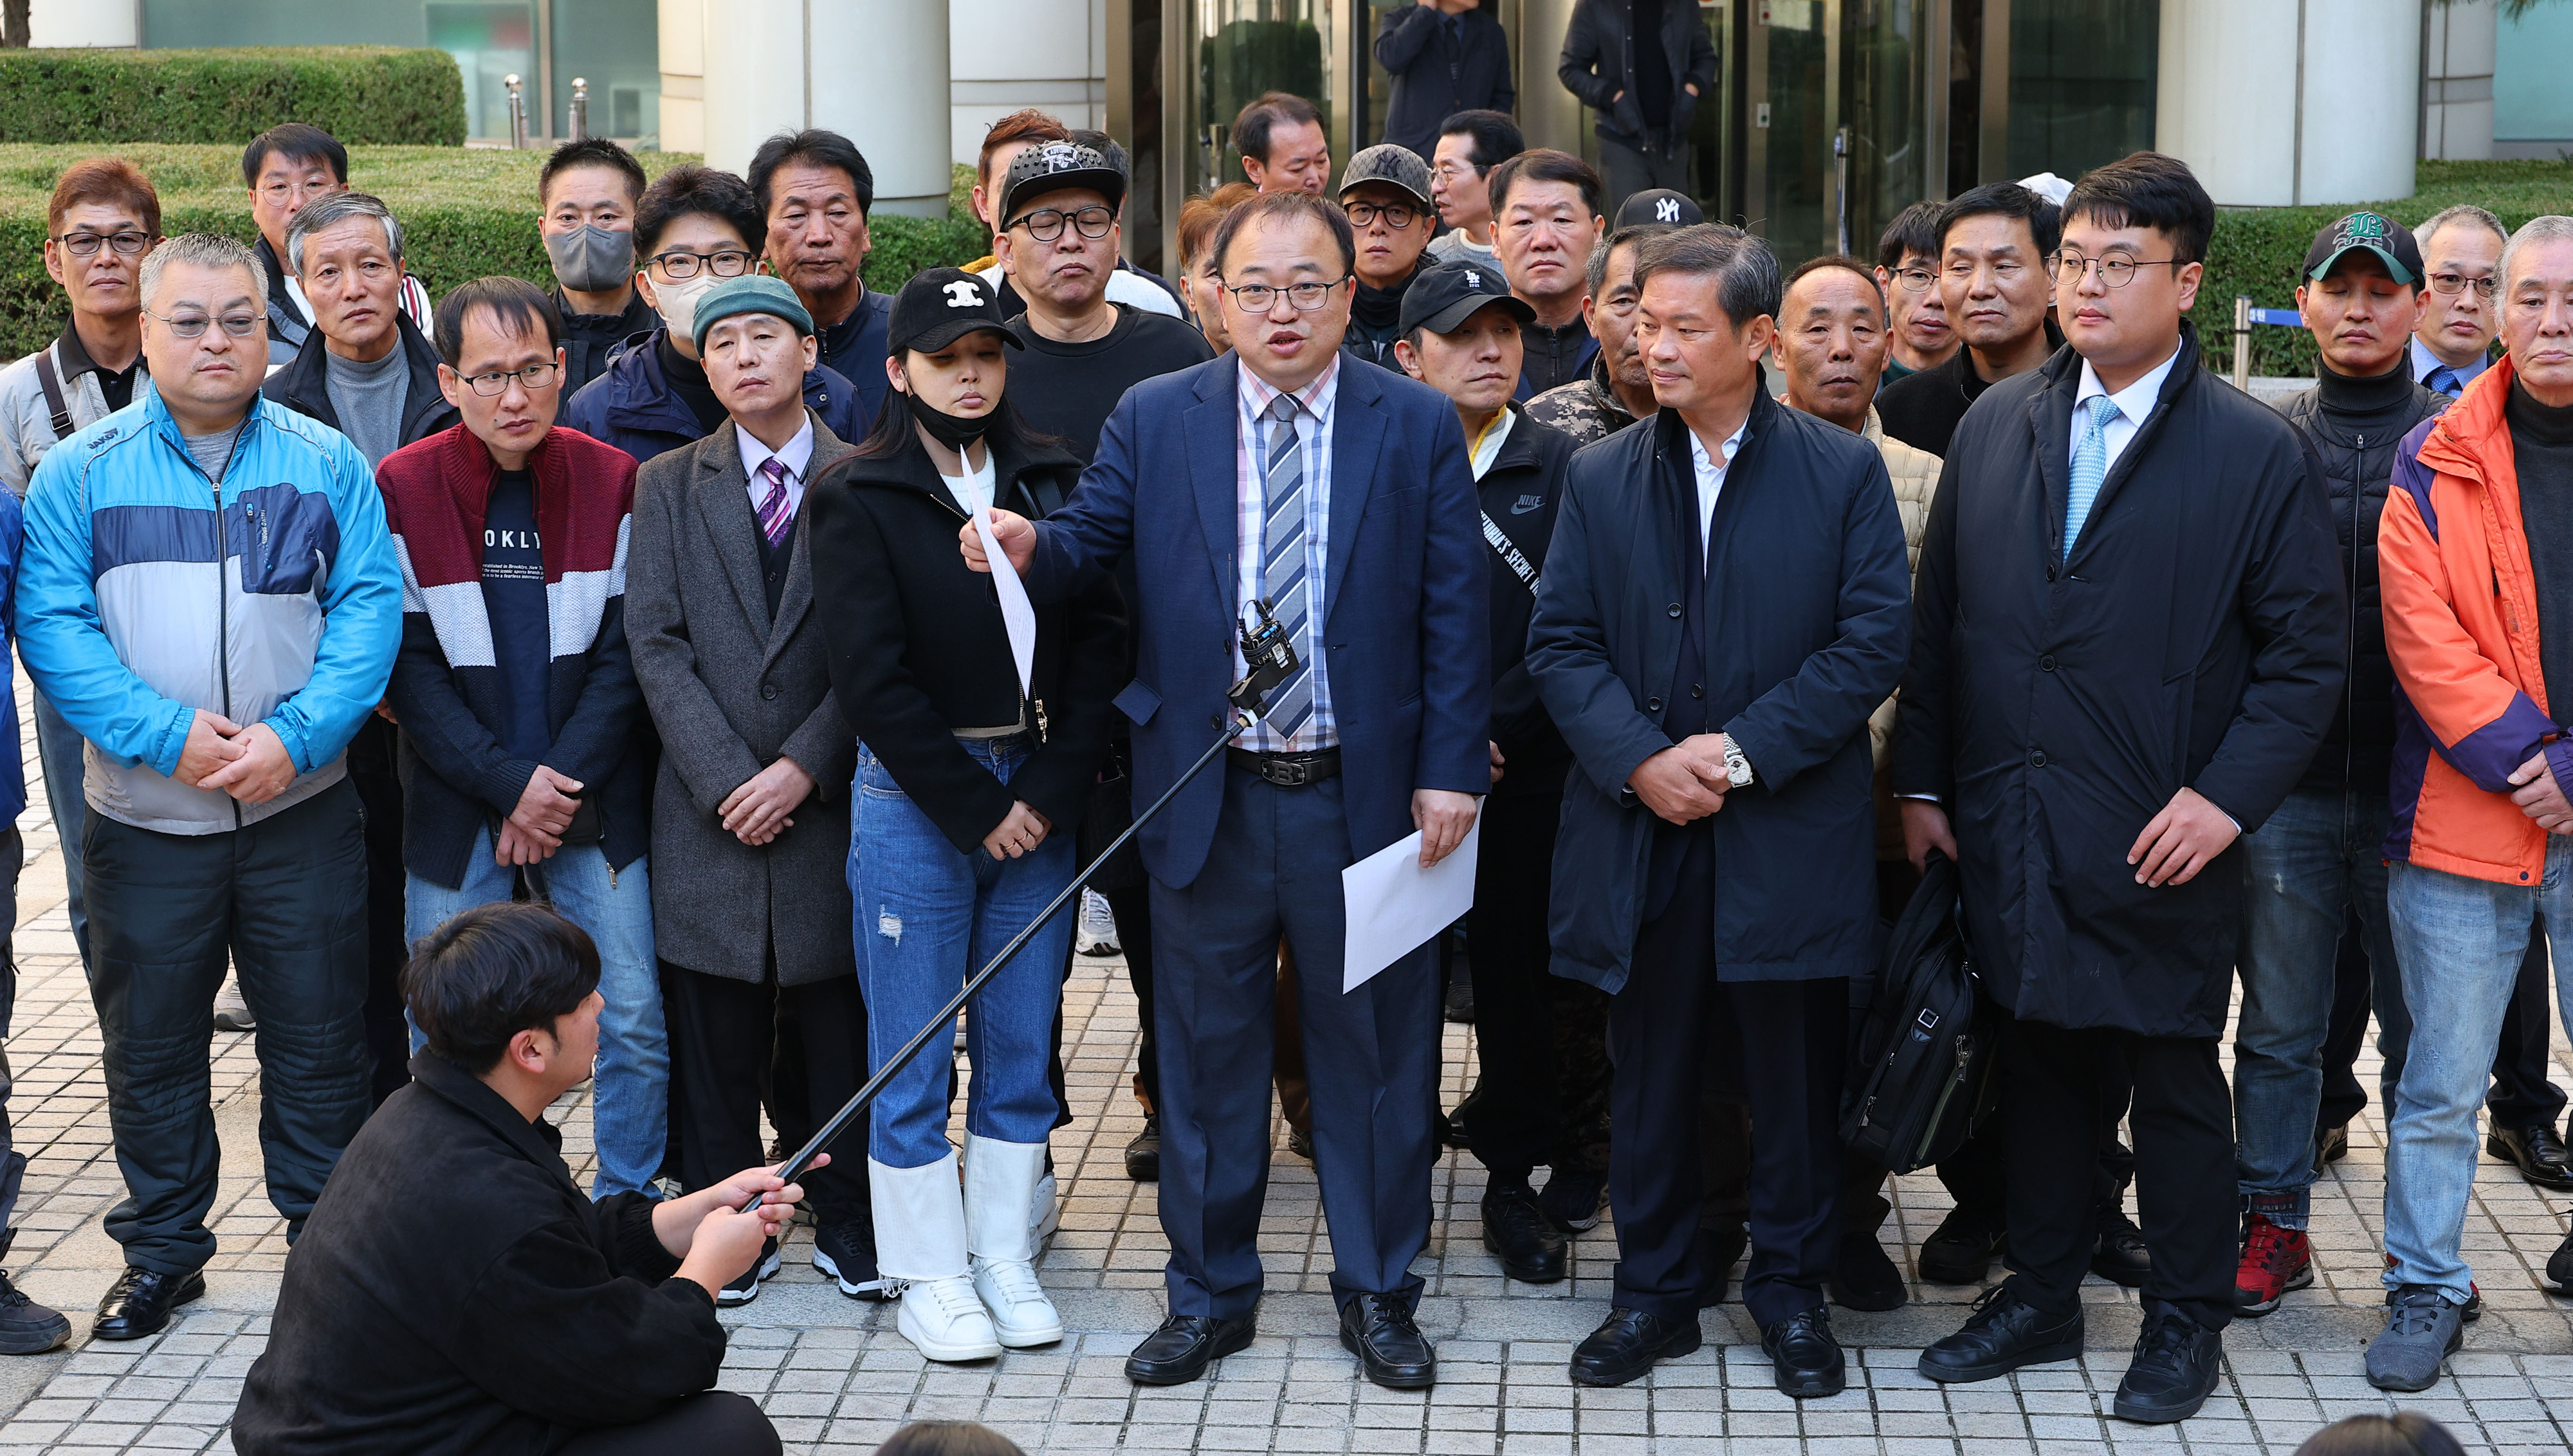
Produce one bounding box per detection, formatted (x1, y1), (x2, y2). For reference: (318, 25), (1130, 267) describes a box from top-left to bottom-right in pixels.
(0, 667), (2566, 1454)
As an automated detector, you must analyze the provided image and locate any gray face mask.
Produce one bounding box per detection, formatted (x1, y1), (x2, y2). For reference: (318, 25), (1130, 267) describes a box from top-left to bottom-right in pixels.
(544, 224), (636, 293)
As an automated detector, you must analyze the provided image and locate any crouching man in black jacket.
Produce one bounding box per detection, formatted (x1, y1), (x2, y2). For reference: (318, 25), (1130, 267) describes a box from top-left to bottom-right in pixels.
(232, 902), (808, 1456)
(1527, 224), (1910, 1397)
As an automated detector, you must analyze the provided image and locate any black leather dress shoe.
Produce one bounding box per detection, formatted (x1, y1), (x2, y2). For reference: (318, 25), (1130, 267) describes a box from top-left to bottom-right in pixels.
(1918, 1206), (2006, 1285)
(1829, 1230), (1908, 1312)
(1126, 1113), (1161, 1182)
(1286, 1127), (1314, 1160)
(92, 1266), (205, 1342)
(1761, 1309), (1847, 1397)
(2091, 1209), (2152, 1288)
(2113, 1304), (2223, 1423)
(1481, 1182), (1568, 1284)
(1695, 1223), (1748, 1308)
(2488, 1124), (2573, 1191)
(1339, 1293), (1435, 1388)
(2548, 1231), (2572, 1295)
(1126, 1314), (1257, 1385)
(1570, 1306), (1701, 1387)
(2316, 1122), (2350, 1165)
(1918, 1286), (2083, 1383)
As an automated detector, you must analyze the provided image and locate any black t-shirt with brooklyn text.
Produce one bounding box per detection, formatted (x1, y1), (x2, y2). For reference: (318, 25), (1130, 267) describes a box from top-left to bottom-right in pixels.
(1005, 304), (1216, 463)
(481, 468), (553, 760)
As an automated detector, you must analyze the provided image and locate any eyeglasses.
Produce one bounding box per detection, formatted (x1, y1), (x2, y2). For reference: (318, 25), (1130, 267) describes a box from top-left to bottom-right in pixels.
(257, 179), (338, 205)
(144, 308), (261, 340)
(1890, 265), (1936, 293)
(2046, 251), (2184, 287)
(2428, 271), (2499, 299)
(1343, 201), (1419, 230)
(459, 362), (560, 396)
(648, 248), (755, 280)
(1011, 205), (1115, 242)
(1220, 277), (1350, 313)
(54, 230), (152, 257)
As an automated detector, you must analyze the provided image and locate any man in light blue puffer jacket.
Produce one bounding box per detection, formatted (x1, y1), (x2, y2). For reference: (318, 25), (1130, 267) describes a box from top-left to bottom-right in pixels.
(12, 232), (400, 1343)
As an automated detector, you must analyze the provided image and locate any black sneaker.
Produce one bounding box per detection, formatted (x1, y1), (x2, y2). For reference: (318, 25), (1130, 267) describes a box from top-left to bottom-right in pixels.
(1538, 1167), (1607, 1233)
(2113, 1304), (2222, 1423)
(812, 1219), (886, 1301)
(1829, 1229), (1908, 1312)
(1918, 1206), (2006, 1285)
(1126, 1113), (1162, 1182)
(1918, 1285), (2082, 1383)
(0, 1271), (68, 1354)
(2547, 1231), (2572, 1296)
(1442, 969), (1475, 1024)
(720, 1237), (781, 1307)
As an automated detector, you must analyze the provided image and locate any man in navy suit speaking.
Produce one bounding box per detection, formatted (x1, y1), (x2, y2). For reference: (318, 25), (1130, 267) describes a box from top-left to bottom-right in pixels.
(967, 188), (1488, 1390)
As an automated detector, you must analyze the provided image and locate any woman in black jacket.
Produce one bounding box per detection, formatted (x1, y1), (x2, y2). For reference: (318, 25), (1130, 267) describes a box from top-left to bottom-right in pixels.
(807, 269), (1124, 1365)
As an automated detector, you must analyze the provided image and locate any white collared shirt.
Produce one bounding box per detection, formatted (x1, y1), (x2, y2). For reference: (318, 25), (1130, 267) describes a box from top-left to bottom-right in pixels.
(736, 414), (816, 520)
(1686, 415), (1752, 565)
(2069, 341), (2181, 478)
(1235, 354), (1341, 752)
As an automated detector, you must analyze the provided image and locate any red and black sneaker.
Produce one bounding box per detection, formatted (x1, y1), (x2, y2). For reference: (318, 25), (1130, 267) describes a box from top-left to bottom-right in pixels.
(2235, 1213), (2314, 1316)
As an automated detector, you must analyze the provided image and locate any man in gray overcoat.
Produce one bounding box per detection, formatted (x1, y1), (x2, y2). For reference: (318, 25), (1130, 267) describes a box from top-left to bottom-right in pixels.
(625, 274), (874, 1307)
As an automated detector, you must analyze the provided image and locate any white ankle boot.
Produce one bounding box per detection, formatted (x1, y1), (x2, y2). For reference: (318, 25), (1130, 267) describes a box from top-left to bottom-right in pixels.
(966, 1134), (1065, 1347)
(872, 1153), (1002, 1361)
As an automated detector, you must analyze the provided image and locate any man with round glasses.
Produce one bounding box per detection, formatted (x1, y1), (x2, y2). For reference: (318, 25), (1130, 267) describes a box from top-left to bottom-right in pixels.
(2411, 205), (2509, 396)
(373, 275), (664, 1206)
(563, 164), (872, 466)
(1337, 144), (1438, 371)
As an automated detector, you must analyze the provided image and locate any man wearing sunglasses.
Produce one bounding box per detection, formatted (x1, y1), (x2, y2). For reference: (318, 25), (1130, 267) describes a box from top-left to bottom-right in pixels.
(374, 276), (664, 1206)
(563, 165), (872, 467)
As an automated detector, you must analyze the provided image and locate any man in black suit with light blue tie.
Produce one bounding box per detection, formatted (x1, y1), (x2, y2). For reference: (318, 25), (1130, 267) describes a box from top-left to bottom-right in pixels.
(967, 187), (1489, 1391)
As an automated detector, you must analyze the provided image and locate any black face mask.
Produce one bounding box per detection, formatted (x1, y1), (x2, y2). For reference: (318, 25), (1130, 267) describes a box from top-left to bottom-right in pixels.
(905, 388), (994, 450)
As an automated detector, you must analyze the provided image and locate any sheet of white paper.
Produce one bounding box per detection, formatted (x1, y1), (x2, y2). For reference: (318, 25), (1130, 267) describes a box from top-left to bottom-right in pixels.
(1341, 815), (1482, 992)
(974, 502), (1038, 695)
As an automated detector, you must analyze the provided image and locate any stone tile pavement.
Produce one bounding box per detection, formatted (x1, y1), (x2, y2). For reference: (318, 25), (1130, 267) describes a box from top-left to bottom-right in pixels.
(0, 666), (2565, 1453)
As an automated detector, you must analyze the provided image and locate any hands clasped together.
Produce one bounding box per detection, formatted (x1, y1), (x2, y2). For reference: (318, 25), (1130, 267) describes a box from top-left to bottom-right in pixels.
(174, 707), (298, 805)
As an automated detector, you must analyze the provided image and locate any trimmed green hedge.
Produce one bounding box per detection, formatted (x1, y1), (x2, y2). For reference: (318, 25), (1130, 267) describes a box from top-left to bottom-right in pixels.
(0, 48), (466, 147)
(0, 145), (993, 360)
(2200, 159), (2573, 378)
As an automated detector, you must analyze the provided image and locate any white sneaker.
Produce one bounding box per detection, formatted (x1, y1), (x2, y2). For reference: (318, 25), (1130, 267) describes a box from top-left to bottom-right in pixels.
(972, 1256), (1065, 1347)
(1030, 1170), (1059, 1250)
(1076, 889), (1121, 955)
(897, 1275), (1003, 1361)
(872, 1152), (1000, 1363)
(967, 1134), (1065, 1347)
(213, 976), (256, 1033)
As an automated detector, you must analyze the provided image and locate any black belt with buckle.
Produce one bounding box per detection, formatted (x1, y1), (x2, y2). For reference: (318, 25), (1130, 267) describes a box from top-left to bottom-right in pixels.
(1227, 746), (1341, 787)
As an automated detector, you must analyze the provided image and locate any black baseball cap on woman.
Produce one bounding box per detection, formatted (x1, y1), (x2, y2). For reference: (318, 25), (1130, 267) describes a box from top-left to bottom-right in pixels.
(888, 268), (1025, 354)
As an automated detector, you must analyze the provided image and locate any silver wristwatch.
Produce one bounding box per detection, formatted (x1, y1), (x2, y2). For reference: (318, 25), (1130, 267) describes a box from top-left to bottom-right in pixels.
(1721, 738), (1753, 788)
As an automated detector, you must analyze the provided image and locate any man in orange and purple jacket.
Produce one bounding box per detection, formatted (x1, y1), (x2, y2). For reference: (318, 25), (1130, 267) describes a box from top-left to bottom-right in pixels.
(2373, 213), (2573, 1394)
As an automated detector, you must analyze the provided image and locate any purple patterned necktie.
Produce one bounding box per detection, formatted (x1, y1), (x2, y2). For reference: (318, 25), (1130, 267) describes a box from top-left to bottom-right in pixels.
(756, 456), (793, 546)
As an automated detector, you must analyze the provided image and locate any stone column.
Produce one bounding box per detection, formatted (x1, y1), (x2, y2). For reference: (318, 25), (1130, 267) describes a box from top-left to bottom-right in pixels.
(2157, 0), (2420, 207)
(699, 0), (955, 217)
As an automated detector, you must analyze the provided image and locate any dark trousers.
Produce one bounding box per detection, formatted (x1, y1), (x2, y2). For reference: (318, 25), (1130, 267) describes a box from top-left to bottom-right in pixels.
(1148, 767), (1440, 1318)
(1598, 134), (1693, 224)
(551, 1390), (780, 1456)
(1110, 882), (1159, 1107)
(2320, 918), (2559, 1131)
(1463, 790), (1609, 1181)
(349, 719), (410, 1107)
(661, 960), (866, 1220)
(2001, 1017), (2233, 1331)
(86, 779), (371, 1274)
(0, 830), (22, 1254)
(1936, 1063), (2132, 1226)
(1609, 839), (1845, 1328)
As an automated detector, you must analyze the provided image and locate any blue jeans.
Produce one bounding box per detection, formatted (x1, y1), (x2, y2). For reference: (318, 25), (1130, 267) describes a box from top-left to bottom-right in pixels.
(2383, 844), (2573, 1299)
(2233, 787), (2406, 1228)
(851, 739), (1070, 1170)
(33, 692), (87, 967)
(405, 829), (665, 1198)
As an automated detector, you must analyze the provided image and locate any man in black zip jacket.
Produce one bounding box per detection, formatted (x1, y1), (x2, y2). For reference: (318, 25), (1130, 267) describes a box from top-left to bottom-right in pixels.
(263, 189), (462, 1106)
(1394, 262), (1598, 1284)
(2235, 214), (2454, 1317)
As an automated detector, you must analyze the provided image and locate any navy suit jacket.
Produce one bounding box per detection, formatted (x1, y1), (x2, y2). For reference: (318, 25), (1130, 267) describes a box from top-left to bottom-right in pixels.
(1024, 353), (1490, 890)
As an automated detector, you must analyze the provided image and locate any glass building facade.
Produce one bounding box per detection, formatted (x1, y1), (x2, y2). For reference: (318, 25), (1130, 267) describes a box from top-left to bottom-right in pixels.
(142, 0), (661, 145)
(1119, 0), (2169, 276)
